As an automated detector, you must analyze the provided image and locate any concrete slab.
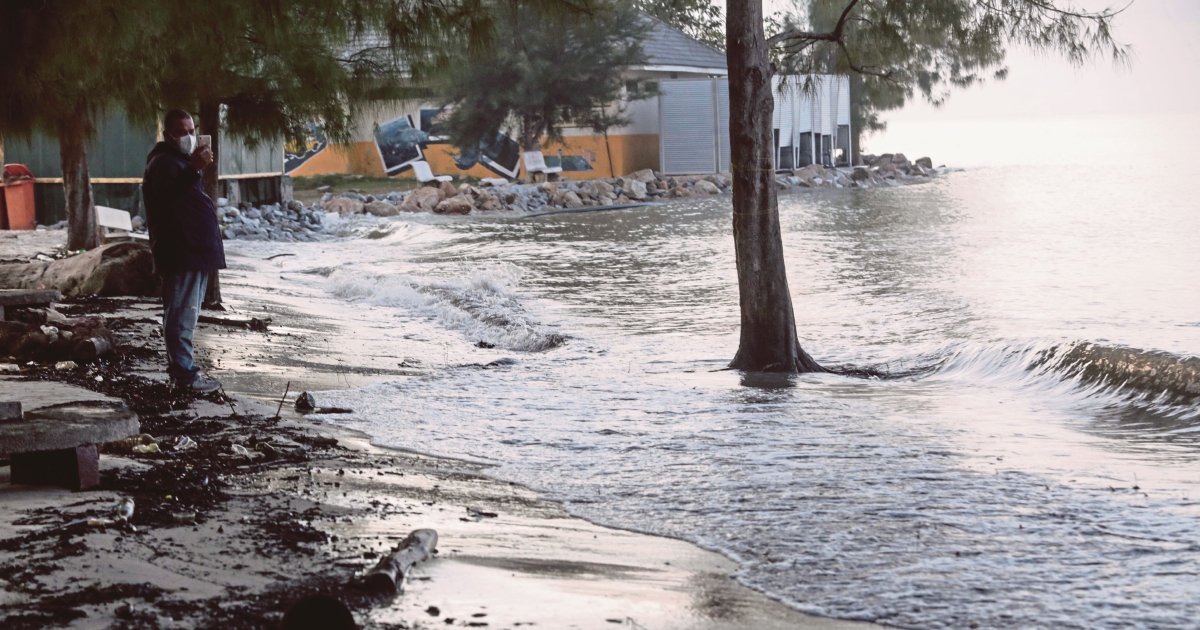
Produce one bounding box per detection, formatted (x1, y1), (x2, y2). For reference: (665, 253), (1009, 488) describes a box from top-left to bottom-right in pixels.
(0, 401), (138, 454)
(0, 288), (61, 321)
(0, 375), (118, 410)
(0, 289), (60, 306)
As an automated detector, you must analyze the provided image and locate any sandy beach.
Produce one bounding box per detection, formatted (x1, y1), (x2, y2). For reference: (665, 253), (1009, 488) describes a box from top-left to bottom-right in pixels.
(0, 229), (878, 630)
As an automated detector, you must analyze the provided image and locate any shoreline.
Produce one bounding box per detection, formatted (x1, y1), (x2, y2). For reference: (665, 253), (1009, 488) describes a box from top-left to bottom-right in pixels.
(1, 230), (880, 629)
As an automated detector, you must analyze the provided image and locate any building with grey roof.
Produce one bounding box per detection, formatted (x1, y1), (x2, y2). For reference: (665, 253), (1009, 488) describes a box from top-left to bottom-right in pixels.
(630, 15), (727, 77)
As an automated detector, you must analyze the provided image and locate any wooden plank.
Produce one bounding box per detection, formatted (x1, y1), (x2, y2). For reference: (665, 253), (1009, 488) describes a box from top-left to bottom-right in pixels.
(219, 172), (283, 180)
(35, 177), (143, 184)
(34, 173), (280, 184)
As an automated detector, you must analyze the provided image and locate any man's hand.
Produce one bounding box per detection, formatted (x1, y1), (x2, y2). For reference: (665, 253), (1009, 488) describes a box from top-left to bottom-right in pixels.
(190, 146), (214, 172)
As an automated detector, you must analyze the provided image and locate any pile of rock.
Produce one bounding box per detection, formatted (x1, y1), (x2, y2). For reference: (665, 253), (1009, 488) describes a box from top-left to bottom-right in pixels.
(776, 154), (941, 191)
(219, 168), (733, 241)
(217, 198), (328, 242)
(217, 157), (943, 242)
(309, 167), (731, 216)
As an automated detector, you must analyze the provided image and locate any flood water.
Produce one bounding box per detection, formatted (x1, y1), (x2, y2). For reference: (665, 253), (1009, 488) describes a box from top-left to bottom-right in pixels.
(226, 116), (1200, 629)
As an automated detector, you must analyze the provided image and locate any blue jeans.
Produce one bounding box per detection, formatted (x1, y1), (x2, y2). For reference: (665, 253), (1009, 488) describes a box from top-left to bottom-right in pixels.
(162, 270), (209, 384)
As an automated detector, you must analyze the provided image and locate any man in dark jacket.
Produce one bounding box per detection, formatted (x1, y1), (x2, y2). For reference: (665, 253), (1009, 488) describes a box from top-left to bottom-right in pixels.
(142, 109), (225, 393)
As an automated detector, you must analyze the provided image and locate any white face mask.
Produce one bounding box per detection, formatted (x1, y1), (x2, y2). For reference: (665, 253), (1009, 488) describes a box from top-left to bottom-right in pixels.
(176, 133), (196, 156)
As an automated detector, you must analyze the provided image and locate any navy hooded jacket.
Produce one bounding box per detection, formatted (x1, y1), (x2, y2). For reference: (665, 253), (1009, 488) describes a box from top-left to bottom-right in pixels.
(142, 142), (226, 272)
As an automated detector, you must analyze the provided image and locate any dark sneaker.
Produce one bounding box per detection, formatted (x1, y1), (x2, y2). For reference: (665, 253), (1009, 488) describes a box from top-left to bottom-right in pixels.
(178, 375), (222, 394)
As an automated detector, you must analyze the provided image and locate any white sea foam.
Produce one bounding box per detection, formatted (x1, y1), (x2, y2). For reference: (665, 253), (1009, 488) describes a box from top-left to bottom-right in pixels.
(326, 263), (565, 352)
(290, 156), (1200, 629)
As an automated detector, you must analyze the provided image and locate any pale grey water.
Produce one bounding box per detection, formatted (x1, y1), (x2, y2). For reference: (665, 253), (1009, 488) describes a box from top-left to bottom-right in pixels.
(232, 122), (1200, 628)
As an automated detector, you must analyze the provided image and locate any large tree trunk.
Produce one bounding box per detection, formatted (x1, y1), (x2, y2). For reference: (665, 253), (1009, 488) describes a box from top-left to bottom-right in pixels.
(198, 100), (223, 308)
(725, 0), (825, 373)
(198, 100), (221, 202)
(520, 113), (540, 183)
(849, 75), (865, 166)
(58, 107), (99, 251)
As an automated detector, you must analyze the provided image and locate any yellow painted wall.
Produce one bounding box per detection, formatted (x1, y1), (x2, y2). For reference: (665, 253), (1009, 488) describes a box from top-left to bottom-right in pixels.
(288, 133), (660, 181)
(288, 142), (387, 177)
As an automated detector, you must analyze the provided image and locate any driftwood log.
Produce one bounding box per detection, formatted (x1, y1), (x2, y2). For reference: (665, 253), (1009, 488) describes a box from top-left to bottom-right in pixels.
(362, 529), (438, 593)
(0, 242), (159, 297)
(197, 315), (270, 332)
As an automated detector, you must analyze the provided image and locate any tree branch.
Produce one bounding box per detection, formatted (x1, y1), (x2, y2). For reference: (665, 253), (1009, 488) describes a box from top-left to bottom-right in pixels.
(766, 0), (860, 47)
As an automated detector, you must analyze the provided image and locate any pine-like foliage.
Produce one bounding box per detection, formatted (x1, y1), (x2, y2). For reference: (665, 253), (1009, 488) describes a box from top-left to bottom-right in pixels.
(636, 0), (725, 50)
(148, 0), (503, 148)
(438, 0), (651, 153)
(0, 0), (163, 139)
(770, 0), (1130, 153)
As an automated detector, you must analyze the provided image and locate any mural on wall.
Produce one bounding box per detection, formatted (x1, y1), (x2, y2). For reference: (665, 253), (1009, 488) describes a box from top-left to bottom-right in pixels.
(419, 108), (451, 141)
(546, 149), (596, 172)
(284, 122), (328, 173)
(414, 108), (520, 179)
(451, 131), (522, 179)
(374, 116), (429, 175)
(283, 110), (613, 179)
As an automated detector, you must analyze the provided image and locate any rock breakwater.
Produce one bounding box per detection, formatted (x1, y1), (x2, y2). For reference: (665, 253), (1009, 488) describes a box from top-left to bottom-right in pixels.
(220, 157), (945, 242)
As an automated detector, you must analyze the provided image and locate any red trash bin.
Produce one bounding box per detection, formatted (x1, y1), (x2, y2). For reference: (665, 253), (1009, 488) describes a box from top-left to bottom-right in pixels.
(0, 164), (37, 230)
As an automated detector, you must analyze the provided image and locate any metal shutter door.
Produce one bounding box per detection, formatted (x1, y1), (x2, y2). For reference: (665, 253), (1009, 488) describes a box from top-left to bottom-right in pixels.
(717, 79), (731, 173)
(660, 80), (717, 175)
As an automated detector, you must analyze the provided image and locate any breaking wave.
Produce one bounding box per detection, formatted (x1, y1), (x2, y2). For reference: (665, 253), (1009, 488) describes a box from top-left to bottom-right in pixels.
(325, 263), (566, 352)
(916, 341), (1200, 419)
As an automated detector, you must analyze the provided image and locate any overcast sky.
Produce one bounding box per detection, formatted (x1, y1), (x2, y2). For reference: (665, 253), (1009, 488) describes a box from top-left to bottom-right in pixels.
(750, 0), (1200, 122)
(880, 0), (1200, 123)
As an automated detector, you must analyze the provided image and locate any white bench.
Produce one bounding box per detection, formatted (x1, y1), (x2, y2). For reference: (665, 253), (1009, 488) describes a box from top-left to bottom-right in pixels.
(411, 161), (452, 184)
(522, 151), (562, 182)
(97, 206), (149, 243)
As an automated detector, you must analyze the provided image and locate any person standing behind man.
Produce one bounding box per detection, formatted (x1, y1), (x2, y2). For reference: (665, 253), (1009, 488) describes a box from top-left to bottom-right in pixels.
(142, 109), (225, 393)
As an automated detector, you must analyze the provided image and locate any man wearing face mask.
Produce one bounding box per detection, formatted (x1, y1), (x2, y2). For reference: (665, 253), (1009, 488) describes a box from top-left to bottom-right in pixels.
(142, 109), (225, 393)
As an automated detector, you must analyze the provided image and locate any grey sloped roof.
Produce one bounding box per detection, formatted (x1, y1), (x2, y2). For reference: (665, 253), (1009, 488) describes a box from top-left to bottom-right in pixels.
(639, 14), (727, 70)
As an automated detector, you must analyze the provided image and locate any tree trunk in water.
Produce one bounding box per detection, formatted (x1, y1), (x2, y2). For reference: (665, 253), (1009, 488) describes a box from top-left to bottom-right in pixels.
(725, 0), (825, 373)
(849, 75), (865, 166)
(198, 100), (223, 308)
(58, 108), (99, 251)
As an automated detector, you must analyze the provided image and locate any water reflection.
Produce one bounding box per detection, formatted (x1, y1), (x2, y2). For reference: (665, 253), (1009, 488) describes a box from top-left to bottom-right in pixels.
(237, 160), (1200, 629)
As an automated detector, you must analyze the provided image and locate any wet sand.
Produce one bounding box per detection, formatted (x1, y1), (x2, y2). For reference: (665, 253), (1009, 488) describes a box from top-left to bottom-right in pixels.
(0, 230), (878, 629)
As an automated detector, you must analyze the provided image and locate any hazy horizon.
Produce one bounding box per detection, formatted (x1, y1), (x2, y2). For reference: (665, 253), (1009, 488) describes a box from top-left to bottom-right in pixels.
(858, 0), (1200, 163)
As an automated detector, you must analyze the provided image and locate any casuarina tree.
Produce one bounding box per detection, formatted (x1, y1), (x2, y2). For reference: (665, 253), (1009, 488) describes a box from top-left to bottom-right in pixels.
(152, 0), (520, 303)
(1, 0), (506, 253)
(438, 0), (650, 179)
(637, 0), (725, 50)
(724, 0), (1129, 372)
(0, 0), (163, 251)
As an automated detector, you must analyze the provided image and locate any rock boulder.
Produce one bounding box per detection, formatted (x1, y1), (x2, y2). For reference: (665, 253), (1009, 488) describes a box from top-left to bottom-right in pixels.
(626, 180), (648, 200)
(434, 197), (473, 215)
(324, 197), (365, 214)
(411, 187), (443, 212)
(364, 201), (399, 217)
(562, 191), (584, 208)
(590, 181), (614, 196)
(629, 168), (656, 184)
